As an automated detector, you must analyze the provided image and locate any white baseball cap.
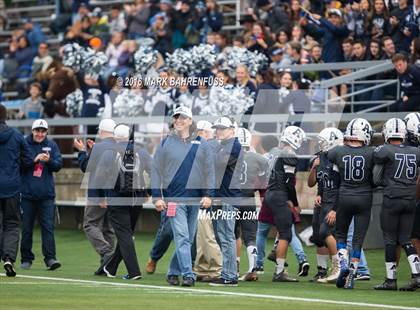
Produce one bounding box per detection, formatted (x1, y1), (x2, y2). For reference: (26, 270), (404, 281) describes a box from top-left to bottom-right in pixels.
(329, 9), (342, 18)
(212, 116), (236, 129)
(98, 119), (116, 133)
(197, 120), (213, 131)
(32, 119), (48, 130)
(172, 106), (192, 119)
(114, 124), (130, 139)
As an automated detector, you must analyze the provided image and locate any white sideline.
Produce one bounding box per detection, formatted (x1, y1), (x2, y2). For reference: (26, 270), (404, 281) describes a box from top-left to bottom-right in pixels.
(1, 274), (419, 310)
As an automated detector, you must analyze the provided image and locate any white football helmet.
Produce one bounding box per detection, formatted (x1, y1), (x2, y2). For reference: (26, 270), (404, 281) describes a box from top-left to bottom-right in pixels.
(317, 127), (344, 152)
(344, 118), (373, 145)
(404, 112), (420, 144)
(237, 127), (252, 147)
(280, 126), (306, 150)
(382, 118), (406, 142)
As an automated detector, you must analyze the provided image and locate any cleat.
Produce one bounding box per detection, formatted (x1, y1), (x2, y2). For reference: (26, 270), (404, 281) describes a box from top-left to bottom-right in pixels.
(46, 259), (61, 271)
(145, 258), (157, 274)
(374, 278), (397, 291)
(103, 265), (116, 278)
(255, 266), (264, 274)
(272, 270), (299, 282)
(239, 271), (258, 281)
(122, 274), (142, 280)
(167, 275), (180, 286)
(310, 267), (327, 282)
(4, 261), (16, 277)
(267, 250), (276, 263)
(209, 278), (238, 287)
(182, 277), (195, 287)
(399, 275), (420, 291)
(355, 273), (371, 281)
(298, 261), (310, 277)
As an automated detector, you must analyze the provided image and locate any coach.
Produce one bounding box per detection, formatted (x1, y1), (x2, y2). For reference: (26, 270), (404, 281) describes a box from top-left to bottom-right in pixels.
(0, 103), (33, 277)
(152, 106), (214, 287)
(20, 119), (63, 270)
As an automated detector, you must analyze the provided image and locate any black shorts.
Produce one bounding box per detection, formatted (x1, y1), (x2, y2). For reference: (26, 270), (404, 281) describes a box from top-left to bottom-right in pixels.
(264, 190), (292, 242)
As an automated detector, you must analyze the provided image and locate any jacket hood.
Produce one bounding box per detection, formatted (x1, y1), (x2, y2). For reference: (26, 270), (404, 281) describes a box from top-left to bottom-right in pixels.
(0, 124), (14, 143)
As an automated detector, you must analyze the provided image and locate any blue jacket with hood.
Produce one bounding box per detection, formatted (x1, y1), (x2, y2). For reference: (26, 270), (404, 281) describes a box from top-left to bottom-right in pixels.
(0, 122), (34, 198)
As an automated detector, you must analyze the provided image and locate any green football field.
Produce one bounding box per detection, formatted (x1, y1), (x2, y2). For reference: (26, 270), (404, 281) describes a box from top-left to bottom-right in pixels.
(1, 229), (419, 310)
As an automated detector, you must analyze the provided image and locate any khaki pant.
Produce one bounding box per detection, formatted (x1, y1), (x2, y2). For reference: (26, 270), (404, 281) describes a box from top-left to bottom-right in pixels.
(193, 213), (222, 278)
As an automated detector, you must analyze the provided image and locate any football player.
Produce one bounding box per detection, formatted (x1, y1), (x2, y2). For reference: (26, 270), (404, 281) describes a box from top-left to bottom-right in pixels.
(264, 126), (306, 282)
(373, 118), (420, 291)
(308, 127), (343, 283)
(235, 128), (268, 281)
(327, 118), (374, 289)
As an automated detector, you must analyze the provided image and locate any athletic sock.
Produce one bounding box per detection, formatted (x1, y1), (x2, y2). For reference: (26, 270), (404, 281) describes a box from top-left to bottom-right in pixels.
(349, 258), (359, 273)
(316, 254), (329, 270)
(407, 254), (420, 275)
(385, 262), (397, 280)
(276, 258), (285, 274)
(247, 246), (257, 273)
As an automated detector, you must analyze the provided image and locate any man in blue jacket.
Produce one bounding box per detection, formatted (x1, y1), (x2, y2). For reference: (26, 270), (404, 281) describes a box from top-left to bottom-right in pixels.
(209, 116), (243, 287)
(20, 119), (63, 270)
(152, 106), (215, 287)
(0, 104), (34, 277)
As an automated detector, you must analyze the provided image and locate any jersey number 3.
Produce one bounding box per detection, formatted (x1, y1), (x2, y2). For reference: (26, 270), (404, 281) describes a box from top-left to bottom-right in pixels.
(343, 155), (365, 181)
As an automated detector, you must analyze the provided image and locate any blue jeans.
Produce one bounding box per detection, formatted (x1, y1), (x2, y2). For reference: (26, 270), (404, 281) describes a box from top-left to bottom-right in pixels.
(347, 219), (370, 275)
(150, 210), (173, 262)
(167, 205), (199, 279)
(214, 204), (237, 281)
(256, 222), (307, 267)
(20, 199), (57, 264)
(290, 224), (307, 264)
(256, 222), (270, 268)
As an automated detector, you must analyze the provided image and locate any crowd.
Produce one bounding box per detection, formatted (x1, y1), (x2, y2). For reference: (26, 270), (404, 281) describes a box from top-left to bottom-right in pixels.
(1, 102), (420, 291)
(1, 0), (420, 121)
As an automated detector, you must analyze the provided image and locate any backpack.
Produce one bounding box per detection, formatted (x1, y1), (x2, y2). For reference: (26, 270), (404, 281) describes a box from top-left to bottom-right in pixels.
(115, 143), (142, 194)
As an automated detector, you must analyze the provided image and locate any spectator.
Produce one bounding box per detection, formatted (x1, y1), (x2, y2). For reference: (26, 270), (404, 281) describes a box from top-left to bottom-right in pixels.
(256, 0), (290, 34)
(291, 24), (305, 46)
(146, 13), (172, 55)
(20, 119), (63, 271)
(352, 39), (368, 61)
(284, 41), (302, 66)
(381, 36), (397, 59)
(118, 40), (137, 74)
(304, 44), (323, 81)
(31, 42), (53, 79)
(125, 0), (151, 39)
(232, 36), (245, 48)
(367, 39), (383, 60)
(410, 37), (420, 67)
(18, 82), (44, 120)
(274, 28), (290, 50)
(269, 48), (287, 71)
(402, 0), (420, 53)
(391, 53), (420, 112)
(108, 6), (127, 34)
(235, 65), (257, 98)
(172, 0), (196, 49)
(22, 18), (46, 54)
(215, 31), (229, 53)
(0, 103), (34, 277)
(246, 22), (273, 56)
(366, 0), (389, 41)
(79, 74), (106, 134)
(345, 0), (369, 42)
(89, 8), (110, 41)
(301, 9), (350, 63)
(389, 0), (409, 52)
(196, 0), (223, 43)
(72, 2), (91, 24)
(239, 15), (256, 46)
(105, 32), (125, 77)
(288, 0), (302, 24)
(10, 36), (34, 68)
(342, 38), (354, 61)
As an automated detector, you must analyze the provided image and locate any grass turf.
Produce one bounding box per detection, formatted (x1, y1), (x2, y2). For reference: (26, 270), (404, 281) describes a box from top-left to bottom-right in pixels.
(1, 229), (419, 309)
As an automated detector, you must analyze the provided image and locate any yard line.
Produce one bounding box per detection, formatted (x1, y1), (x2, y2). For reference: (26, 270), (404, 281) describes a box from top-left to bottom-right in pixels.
(1, 274), (419, 310)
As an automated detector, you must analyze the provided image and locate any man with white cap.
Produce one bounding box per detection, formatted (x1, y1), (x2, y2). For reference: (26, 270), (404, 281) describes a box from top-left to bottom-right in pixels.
(20, 119), (63, 271)
(96, 123), (152, 280)
(209, 116), (243, 287)
(74, 118), (117, 275)
(152, 106), (215, 287)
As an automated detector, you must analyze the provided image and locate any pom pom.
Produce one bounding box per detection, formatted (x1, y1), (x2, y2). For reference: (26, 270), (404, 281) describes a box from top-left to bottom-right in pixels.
(219, 47), (268, 78)
(65, 89), (84, 117)
(202, 85), (254, 116)
(82, 48), (108, 79)
(112, 89), (145, 117)
(165, 49), (192, 75)
(134, 46), (158, 75)
(62, 43), (84, 72)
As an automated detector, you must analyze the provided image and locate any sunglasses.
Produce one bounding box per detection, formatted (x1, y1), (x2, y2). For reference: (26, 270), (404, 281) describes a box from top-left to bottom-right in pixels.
(173, 114), (189, 120)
